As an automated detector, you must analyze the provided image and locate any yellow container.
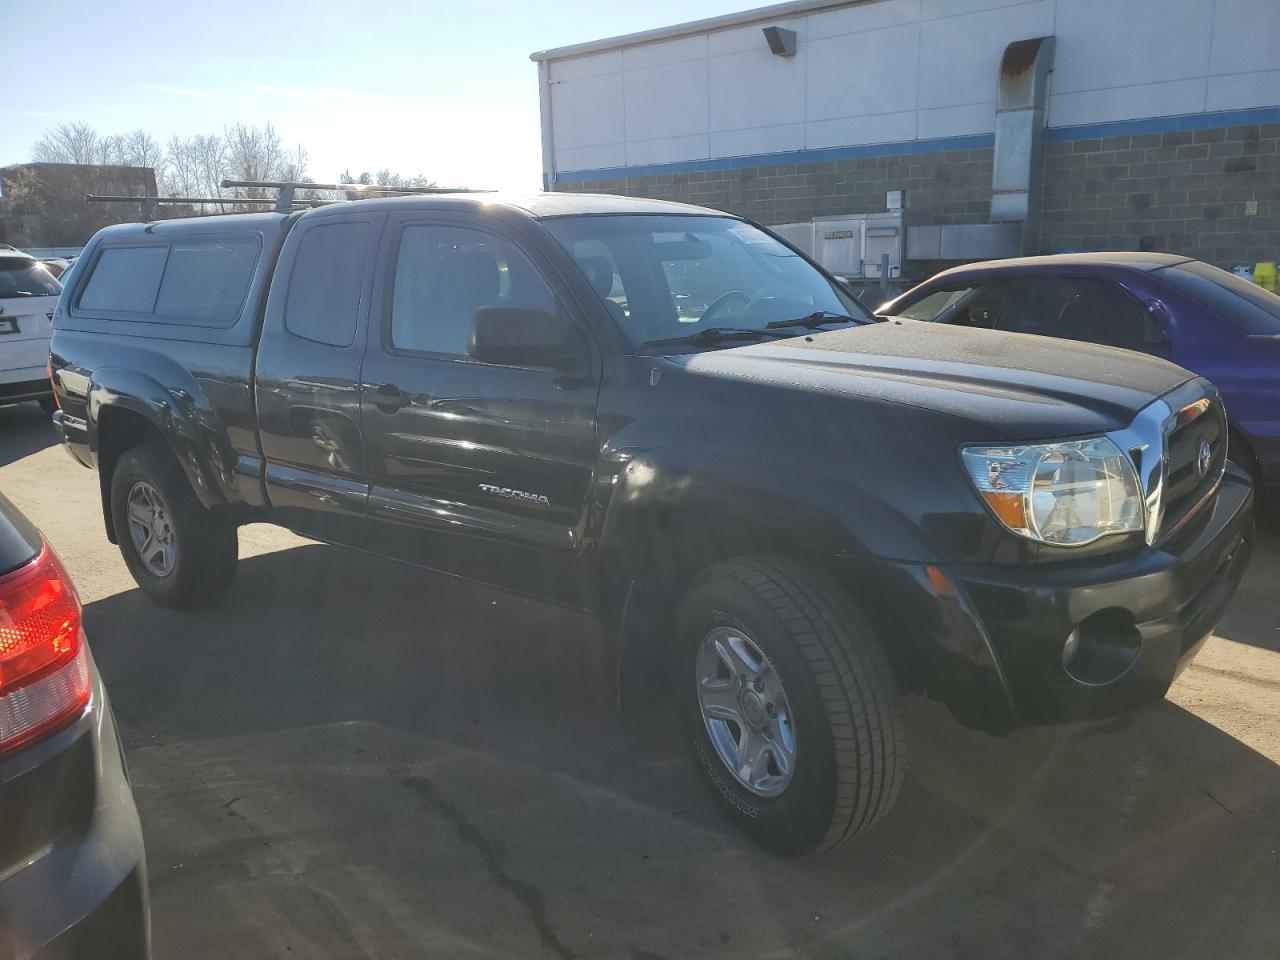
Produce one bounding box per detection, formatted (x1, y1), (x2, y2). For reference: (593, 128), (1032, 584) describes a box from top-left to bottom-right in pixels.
(1254, 261), (1277, 293)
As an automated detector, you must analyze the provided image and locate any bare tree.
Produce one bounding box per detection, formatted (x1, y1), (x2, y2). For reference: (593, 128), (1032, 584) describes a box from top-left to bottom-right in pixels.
(31, 122), (102, 164)
(341, 169), (437, 193)
(162, 135), (201, 197)
(96, 134), (125, 166)
(122, 130), (165, 172)
(224, 122), (285, 199)
(277, 143), (310, 184)
(191, 134), (228, 208)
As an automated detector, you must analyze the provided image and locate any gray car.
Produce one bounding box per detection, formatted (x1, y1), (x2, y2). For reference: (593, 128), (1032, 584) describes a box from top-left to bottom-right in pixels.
(0, 493), (149, 958)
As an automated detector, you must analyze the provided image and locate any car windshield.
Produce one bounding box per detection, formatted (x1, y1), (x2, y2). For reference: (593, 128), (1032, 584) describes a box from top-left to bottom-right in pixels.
(1156, 260), (1280, 335)
(0, 257), (62, 298)
(543, 214), (871, 351)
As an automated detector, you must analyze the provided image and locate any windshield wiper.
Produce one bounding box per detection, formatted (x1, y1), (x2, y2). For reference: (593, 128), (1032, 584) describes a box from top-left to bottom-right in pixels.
(766, 310), (864, 330)
(642, 326), (794, 350)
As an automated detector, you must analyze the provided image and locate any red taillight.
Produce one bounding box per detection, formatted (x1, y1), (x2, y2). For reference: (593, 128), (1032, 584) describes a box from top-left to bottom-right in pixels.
(0, 542), (89, 755)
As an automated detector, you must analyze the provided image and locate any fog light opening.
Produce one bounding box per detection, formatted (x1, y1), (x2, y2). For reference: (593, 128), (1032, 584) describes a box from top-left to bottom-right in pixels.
(1063, 608), (1141, 686)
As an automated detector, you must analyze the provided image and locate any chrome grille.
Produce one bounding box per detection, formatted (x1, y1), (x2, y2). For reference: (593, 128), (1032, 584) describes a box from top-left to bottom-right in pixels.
(1160, 393), (1227, 538)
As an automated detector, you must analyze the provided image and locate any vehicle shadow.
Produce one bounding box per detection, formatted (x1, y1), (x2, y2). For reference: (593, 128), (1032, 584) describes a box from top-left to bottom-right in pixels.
(83, 543), (1280, 960)
(0, 403), (57, 467)
(1213, 528), (1279, 653)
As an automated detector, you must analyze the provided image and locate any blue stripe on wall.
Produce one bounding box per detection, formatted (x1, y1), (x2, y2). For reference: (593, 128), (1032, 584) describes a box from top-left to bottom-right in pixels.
(1042, 105), (1280, 142)
(555, 104), (1280, 184)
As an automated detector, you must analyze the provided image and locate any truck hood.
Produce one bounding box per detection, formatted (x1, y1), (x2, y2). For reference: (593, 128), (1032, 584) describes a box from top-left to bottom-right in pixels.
(677, 319), (1193, 439)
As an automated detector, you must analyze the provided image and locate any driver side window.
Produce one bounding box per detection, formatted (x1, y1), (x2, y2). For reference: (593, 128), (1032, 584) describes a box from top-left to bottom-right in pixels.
(390, 225), (555, 356)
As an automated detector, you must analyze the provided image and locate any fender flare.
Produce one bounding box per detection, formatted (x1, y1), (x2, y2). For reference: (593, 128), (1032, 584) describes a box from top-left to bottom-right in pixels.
(87, 366), (239, 538)
(597, 448), (933, 715)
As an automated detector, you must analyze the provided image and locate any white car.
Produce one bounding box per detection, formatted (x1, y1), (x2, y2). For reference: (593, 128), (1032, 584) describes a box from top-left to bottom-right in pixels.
(0, 248), (61, 414)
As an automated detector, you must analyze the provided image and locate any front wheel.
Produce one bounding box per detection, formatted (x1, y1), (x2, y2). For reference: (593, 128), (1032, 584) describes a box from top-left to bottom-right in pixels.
(110, 443), (238, 608)
(676, 556), (905, 856)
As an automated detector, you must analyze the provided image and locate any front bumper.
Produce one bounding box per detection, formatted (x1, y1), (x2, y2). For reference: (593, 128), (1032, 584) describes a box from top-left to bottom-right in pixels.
(848, 468), (1254, 731)
(51, 410), (93, 469)
(0, 654), (149, 960)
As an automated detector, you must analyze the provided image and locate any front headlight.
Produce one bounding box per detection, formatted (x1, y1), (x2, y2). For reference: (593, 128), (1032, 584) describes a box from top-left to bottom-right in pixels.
(961, 436), (1144, 546)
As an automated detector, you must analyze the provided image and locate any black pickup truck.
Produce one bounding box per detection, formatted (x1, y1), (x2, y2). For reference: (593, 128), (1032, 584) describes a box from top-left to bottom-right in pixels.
(50, 193), (1253, 855)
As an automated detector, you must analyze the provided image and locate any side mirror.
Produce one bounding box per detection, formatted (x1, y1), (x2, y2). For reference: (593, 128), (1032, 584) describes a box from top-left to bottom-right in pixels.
(468, 305), (587, 373)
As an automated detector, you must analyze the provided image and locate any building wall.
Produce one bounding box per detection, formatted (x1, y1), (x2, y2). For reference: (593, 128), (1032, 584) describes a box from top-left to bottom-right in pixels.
(539, 0), (1280, 270)
(542, 0), (1280, 180)
(1039, 123), (1280, 263)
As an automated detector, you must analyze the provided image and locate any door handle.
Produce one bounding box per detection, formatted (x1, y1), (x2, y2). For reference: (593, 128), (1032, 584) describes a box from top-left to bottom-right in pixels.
(371, 383), (410, 412)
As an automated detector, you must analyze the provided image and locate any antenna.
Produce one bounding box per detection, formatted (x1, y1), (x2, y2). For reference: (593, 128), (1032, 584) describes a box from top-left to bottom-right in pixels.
(220, 179), (496, 213)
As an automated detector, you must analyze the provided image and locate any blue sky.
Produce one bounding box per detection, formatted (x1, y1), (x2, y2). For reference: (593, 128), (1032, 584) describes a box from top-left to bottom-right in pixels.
(1, 0), (748, 190)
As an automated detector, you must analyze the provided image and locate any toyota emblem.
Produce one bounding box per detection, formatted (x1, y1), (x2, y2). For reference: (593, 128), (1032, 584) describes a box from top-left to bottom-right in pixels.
(1196, 438), (1212, 478)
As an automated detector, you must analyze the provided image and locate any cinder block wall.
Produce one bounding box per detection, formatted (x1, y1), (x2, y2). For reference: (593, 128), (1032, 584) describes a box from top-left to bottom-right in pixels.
(559, 147), (993, 231)
(1039, 122), (1280, 264)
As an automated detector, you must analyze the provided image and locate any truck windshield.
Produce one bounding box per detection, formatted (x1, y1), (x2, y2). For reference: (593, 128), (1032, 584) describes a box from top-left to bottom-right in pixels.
(0, 257), (61, 299)
(544, 214), (870, 351)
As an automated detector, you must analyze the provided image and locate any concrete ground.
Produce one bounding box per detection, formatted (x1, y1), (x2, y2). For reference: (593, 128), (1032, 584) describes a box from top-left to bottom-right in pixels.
(2, 401), (1278, 960)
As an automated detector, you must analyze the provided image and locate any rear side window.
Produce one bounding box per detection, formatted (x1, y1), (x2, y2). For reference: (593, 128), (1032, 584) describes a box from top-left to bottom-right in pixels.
(154, 239), (258, 323)
(284, 221), (372, 347)
(1004, 278), (1153, 351)
(0, 257), (61, 298)
(78, 246), (168, 314)
(77, 238), (259, 325)
(1157, 260), (1280, 335)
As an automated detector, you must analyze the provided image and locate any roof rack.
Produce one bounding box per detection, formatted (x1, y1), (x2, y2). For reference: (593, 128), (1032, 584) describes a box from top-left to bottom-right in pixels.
(86, 195), (321, 217)
(220, 179), (496, 213)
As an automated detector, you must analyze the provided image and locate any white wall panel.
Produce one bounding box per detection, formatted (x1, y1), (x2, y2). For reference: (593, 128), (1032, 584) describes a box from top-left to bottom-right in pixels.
(1051, 0), (1213, 93)
(1206, 70), (1280, 113)
(807, 110), (916, 149)
(1049, 78), (1208, 128)
(917, 0), (1054, 109)
(1210, 0), (1280, 76)
(552, 74), (624, 149)
(627, 134), (710, 166)
(711, 123), (806, 157)
(548, 50), (621, 83)
(920, 0), (1035, 17)
(805, 24), (919, 121)
(624, 60), (709, 141)
(710, 47), (806, 131)
(917, 102), (995, 139)
(621, 34), (707, 70)
(556, 143), (627, 173)
(805, 0), (921, 39)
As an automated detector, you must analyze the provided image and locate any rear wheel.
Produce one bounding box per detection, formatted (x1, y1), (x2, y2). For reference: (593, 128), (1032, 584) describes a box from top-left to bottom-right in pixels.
(675, 555), (904, 856)
(109, 443), (238, 607)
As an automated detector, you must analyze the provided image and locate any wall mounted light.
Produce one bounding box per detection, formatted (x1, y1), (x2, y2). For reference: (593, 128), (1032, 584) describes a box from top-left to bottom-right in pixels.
(763, 26), (797, 57)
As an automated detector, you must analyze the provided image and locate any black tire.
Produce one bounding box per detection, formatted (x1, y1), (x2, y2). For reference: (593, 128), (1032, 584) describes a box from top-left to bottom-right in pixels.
(676, 555), (904, 856)
(109, 443), (238, 608)
(37, 396), (57, 416)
